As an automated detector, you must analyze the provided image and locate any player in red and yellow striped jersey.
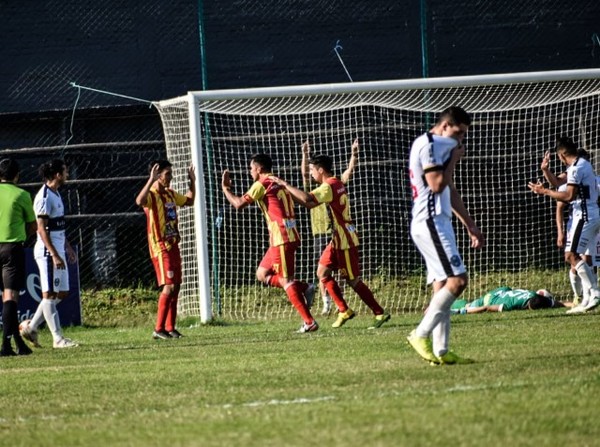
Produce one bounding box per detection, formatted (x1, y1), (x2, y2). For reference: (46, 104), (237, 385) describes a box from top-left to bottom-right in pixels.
(136, 160), (195, 340)
(222, 153), (318, 333)
(274, 143), (391, 329)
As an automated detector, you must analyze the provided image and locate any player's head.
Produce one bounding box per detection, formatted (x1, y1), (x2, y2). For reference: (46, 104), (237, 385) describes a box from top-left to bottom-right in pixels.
(436, 106), (471, 142)
(556, 136), (578, 162)
(149, 159), (173, 187)
(249, 153), (272, 180)
(308, 155), (333, 183)
(39, 159), (68, 185)
(0, 157), (20, 182)
(528, 289), (555, 309)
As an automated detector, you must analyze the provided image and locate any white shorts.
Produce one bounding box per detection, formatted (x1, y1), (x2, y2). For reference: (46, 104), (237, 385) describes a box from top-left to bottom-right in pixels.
(411, 216), (466, 284)
(565, 215), (600, 259)
(35, 252), (70, 294)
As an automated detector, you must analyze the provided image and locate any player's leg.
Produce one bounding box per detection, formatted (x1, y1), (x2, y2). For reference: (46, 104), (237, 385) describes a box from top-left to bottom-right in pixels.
(317, 243), (348, 311)
(151, 251), (175, 339)
(0, 244), (31, 355)
(275, 243), (317, 330)
(164, 245), (183, 337)
(565, 217), (600, 312)
(314, 235), (331, 315)
(408, 218), (469, 363)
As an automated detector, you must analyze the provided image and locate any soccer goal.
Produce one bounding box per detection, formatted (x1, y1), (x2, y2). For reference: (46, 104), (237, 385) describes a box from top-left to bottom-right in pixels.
(155, 69), (600, 322)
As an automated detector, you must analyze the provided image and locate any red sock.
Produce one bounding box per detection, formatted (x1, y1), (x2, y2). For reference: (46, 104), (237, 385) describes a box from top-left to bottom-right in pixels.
(285, 281), (313, 324)
(352, 280), (384, 315)
(321, 276), (348, 312)
(155, 293), (170, 332)
(166, 294), (178, 332)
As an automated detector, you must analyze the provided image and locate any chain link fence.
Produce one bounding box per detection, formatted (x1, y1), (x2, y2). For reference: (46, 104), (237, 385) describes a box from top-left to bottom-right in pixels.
(1, 0), (600, 291)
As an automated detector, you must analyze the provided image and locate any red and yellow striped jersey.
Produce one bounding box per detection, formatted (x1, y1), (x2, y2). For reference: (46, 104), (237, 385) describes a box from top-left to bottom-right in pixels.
(310, 177), (359, 249)
(142, 187), (188, 256)
(243, 175), (300, 247)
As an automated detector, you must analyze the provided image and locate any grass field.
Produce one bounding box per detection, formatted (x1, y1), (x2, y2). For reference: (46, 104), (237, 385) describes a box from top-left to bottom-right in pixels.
(1, 306), (599, 447)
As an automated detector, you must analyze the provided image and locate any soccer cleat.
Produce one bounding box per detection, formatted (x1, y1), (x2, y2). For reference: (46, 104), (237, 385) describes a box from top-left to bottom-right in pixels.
(152, 330), (172, 340)
(321, 296), (332, 316)
(20, 322), (42, 348)
(297, 320), (319, 333)
(368, 312), (391, 329)
(53, 338), (78, 349)
(406, 330), (438, 363)
(168, 329), (184, 338)
(435, 350), (474, 365)
(583, 296), (600, 312)
(566, 305), (586, 315)
(304, 283), (316, 309)
(332, 308), (355, 328)
(0, 347), (17, 357)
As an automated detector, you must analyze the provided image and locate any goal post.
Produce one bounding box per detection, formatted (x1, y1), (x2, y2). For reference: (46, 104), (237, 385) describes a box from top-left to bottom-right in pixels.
(155, 68), (600, 321)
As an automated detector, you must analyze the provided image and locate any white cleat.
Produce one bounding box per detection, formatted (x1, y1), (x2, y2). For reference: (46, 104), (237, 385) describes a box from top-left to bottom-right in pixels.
(53, 338), (79, 349)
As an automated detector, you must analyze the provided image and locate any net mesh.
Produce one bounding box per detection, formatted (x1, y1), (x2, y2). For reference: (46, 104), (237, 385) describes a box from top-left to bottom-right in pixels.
(155, 74), (600, 319)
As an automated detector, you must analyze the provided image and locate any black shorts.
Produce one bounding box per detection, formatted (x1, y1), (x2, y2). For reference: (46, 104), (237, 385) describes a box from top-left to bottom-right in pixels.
(0, 242), (26, 291)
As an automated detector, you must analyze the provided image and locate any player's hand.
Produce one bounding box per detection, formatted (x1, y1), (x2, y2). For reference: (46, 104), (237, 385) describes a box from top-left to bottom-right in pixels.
(540, 151), (551, 171)
(149, 163), (161, 182)
(527, 180), (546, 195)
(188, 164), (196, 183)
(221, 170), (232, 190)
(66, 245), (78, 264)
(351, 137), (359, 156)
(556, 233), (565, 248)
(269, 175), (287, 187)
(302, 140), (311, 156)
(468, 225), (484, 249)
(52, 253), (66, 270)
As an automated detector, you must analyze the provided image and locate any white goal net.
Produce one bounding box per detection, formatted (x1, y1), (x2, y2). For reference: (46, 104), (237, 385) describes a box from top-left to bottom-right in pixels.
(155, 69), (600, 321)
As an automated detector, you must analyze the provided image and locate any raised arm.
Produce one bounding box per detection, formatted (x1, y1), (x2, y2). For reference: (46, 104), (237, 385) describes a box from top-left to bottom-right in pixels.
(135, 164), (160, 207)
(540, 151), (566, 188)
(221, 169), (248, 210)
(184, 164), (196, 205)
(301, 141), (311, 190)
(340, 137), (359, 184)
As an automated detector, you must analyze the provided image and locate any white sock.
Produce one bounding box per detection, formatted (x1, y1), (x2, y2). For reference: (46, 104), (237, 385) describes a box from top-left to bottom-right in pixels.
(416, 287), (456, 338)
(576, 260), (599, 306)
(322, 295), (330, 305)
(432, 310), (451, 357)
(569, 269), (582, 298)
(41, 299), (63, 342)
(29, 302), (45, 331)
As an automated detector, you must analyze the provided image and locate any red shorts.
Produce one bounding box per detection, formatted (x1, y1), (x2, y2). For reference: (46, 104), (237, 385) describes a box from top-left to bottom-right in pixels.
(259, 241), (299, 279)
(151, 244), (182, 286)
(319, 243), (361, 280)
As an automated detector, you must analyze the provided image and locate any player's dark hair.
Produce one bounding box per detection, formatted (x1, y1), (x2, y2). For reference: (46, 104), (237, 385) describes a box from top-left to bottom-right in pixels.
(577, 148), (591, 161)
(250, 153), (273, 172)
(39, 159), (66, 181)
(148, 159), (172, 174)
(438, 106), (471, 127)
(0, 157), (20, 181)
(556, 136), (578, 156)
(528, 295), (554, 310)
(309, 154), (334, 174)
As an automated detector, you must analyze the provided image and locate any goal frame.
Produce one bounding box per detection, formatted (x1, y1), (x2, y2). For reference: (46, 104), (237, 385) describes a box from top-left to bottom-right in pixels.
(166, 68), (600, 322)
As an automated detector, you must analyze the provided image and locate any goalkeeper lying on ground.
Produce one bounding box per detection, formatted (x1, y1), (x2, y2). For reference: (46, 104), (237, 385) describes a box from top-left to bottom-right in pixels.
(451, 286), (573, 314)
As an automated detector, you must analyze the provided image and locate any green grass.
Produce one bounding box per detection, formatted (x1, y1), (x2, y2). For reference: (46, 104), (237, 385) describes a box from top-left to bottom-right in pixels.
(1, 309), (599, 446)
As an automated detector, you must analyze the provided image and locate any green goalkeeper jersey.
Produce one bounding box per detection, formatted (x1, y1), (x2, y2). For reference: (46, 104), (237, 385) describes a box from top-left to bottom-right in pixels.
(469, 286), (535, 311)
